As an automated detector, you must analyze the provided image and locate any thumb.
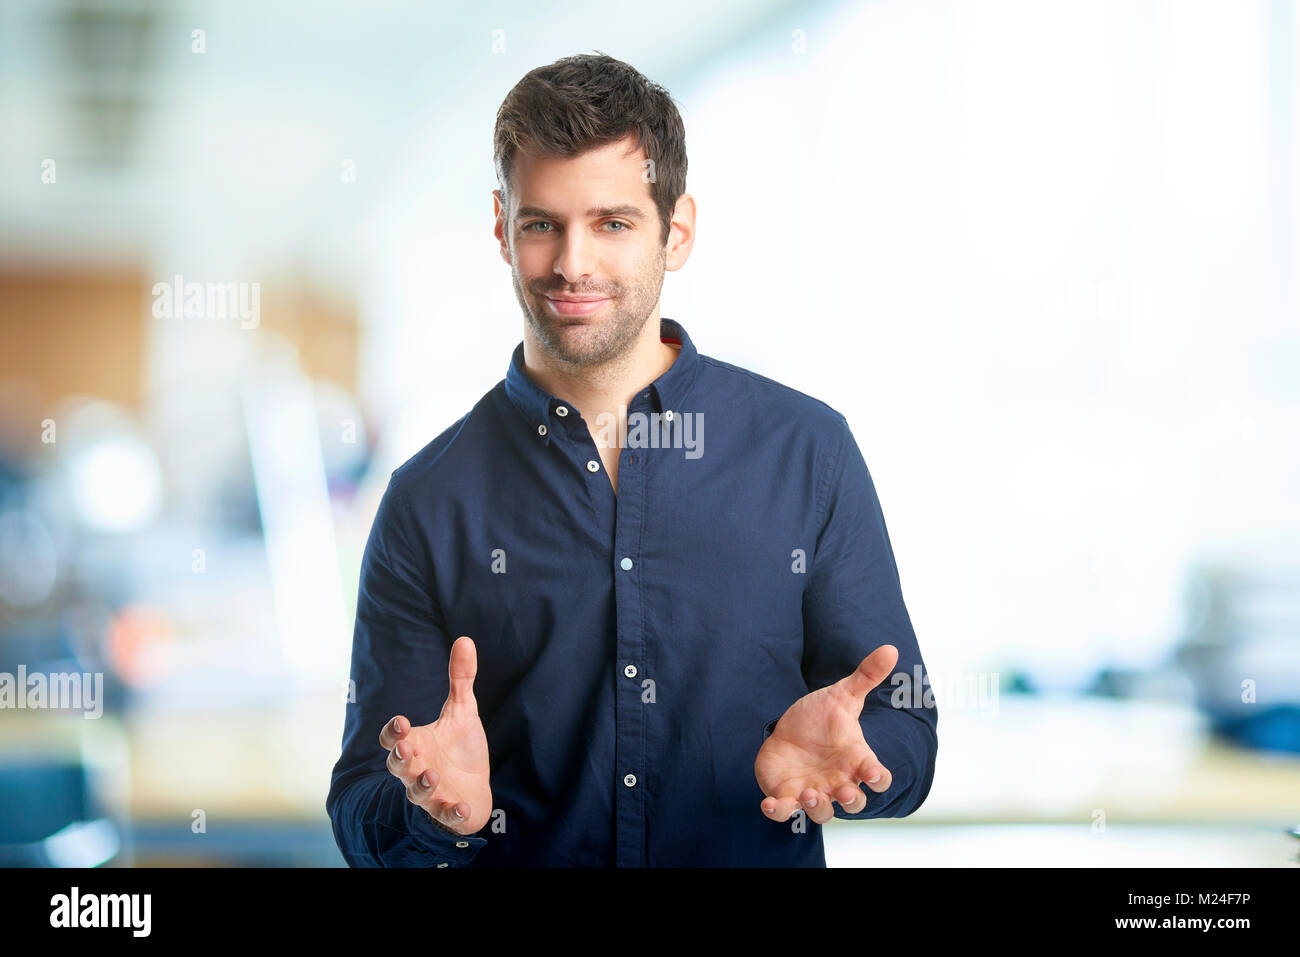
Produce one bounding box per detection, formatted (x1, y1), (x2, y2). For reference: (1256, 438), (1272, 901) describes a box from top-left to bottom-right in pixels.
(444, 635), (479, 714)
(837, 643), (899, 700)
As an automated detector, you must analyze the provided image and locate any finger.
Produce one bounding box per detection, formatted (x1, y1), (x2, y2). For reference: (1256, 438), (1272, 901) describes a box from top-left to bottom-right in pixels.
(386, 737), (421, 784)
(404, 768), (461, 828)
(856, 756), (893, 792)
(799, 787), (834, 825)
(379, 714), (408, 751)
(408, 770), (473, 832)
(837, 644), (901, 700)
(833, 782), (868, 814)
(441, 797), (471, 826)
(443, 636), (479, 717)
(760, 795), (801, 822)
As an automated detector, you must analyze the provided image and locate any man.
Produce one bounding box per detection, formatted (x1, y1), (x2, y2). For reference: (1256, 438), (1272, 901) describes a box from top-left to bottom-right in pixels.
(326, 52), (937, 867)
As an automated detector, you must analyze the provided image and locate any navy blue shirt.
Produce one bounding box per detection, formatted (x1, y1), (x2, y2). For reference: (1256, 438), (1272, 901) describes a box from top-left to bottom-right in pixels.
(326, 318), (937, 866)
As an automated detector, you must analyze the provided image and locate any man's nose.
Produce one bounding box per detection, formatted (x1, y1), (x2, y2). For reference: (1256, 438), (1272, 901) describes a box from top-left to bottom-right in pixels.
(553, 230), (597, 283)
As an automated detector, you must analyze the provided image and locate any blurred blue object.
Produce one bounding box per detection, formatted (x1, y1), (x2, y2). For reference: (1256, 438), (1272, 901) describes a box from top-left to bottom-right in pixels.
(1175, 562), (1300, 755)
(0, 761), (119, 866)
(1213, 705), (1300, 755)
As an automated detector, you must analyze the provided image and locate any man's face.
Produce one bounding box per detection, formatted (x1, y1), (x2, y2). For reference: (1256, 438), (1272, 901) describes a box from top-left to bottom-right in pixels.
(495, 135), (667, 368)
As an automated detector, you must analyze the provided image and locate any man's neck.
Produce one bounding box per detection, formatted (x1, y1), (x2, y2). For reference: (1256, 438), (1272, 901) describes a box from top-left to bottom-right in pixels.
(523, 318), (680, 425)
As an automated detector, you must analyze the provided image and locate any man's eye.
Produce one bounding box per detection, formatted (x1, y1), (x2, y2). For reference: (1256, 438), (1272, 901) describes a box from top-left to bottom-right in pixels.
(522, 221), (628, 233)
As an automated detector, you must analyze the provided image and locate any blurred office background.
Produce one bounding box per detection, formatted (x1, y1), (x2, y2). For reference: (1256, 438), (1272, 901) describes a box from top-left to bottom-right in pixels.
(0, 0), (1296, 866)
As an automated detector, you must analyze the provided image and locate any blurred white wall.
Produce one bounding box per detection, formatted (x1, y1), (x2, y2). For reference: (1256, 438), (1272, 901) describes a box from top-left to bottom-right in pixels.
(361, 0), (1299, 691)
(1, 0), (1294, 690)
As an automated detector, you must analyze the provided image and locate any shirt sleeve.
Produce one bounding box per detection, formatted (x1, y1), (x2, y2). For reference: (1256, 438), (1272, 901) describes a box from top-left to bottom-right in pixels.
(767, 413), (938, 820)
(326, 478), (489, 866)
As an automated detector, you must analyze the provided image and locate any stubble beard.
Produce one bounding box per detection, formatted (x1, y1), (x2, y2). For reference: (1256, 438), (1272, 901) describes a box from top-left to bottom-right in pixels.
(513, 247), (667, 370)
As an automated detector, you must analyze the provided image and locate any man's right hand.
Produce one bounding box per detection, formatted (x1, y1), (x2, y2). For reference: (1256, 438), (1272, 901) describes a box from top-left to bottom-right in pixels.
(381, 635), (492, 836)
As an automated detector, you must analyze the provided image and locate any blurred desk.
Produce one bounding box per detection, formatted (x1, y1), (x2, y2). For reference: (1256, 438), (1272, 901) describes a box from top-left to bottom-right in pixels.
(824, 822), (1298, 866)
(915, 693), (1300, 823)
(826, 695), (1300, 866)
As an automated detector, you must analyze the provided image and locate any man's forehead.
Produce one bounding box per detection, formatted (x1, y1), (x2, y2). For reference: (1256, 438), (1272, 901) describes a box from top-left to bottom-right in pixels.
(507, 138), (653, 218)
(512, 137), (646, 184)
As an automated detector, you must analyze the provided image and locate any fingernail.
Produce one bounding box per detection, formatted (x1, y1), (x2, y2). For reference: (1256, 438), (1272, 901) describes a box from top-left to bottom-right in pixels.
(454, 808), (464, 820)
(420, 772), (429, 787)
(868, 773), (881, 784)
(806, 797), (817, 807)
(395, 744), (404, 760)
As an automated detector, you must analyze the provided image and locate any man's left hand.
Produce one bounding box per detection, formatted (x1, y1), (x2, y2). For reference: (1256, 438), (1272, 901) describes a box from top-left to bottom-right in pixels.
(755, 643), (898, 824)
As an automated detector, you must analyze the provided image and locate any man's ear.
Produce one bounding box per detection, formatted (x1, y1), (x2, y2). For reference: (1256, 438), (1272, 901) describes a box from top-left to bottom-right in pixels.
(665, 193), (696, 272)
(493, 189), (512, 265)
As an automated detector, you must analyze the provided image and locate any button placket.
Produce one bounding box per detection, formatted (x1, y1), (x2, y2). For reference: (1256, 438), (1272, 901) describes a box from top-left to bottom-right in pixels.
(612, 389), (651, 866)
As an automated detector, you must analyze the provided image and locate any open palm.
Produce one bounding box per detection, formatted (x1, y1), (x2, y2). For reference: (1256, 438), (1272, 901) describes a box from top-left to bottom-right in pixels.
(755, 644), (898, 824)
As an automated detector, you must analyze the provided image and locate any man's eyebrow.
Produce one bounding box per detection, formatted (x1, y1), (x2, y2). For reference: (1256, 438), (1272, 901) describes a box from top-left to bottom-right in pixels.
(515, 204), (649, 221)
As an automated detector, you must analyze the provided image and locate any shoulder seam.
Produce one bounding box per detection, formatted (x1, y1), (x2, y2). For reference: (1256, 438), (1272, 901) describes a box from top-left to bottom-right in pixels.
(815, 413), (851, 529)
(390, 385), (501, 491)
(697, 355), (843, 418)
(383, 479), (448, 630)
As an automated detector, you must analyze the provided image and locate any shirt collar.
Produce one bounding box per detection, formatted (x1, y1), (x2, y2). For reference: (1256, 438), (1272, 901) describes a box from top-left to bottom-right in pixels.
(504, 317), (701, 446)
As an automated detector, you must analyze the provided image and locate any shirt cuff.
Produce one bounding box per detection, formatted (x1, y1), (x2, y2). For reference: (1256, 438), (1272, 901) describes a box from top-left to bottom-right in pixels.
(395, 799), (489, 867)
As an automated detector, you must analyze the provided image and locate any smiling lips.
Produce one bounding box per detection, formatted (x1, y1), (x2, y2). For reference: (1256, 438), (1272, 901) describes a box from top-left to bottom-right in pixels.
(546, 296), (610, 317)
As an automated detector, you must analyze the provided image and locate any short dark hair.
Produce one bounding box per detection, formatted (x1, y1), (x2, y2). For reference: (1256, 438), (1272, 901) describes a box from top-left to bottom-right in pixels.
(493, 52), (687, 247)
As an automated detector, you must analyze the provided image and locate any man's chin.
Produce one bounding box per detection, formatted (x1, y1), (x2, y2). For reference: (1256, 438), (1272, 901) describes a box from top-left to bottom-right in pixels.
(533, 309), (596, 343)
(528, 299), (645, 366)
(530, 321), (594, 363)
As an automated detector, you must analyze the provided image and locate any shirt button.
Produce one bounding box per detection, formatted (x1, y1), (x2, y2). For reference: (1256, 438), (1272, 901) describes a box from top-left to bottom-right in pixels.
(555, 405), (569, 417)
(586, 460), (600, 472)
(436, 862), (449, 867)
(537, 424), (547, 436)
(624, 664), (637, 678)
(455, 841), (469, 848)
(623, 773), (637, 787)
(620, 557), (633, 571)
(664, 409), (674, 420)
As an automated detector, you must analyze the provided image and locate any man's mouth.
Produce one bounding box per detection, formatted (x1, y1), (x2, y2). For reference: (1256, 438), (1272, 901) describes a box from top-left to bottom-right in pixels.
(545, 296), (611, 317)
